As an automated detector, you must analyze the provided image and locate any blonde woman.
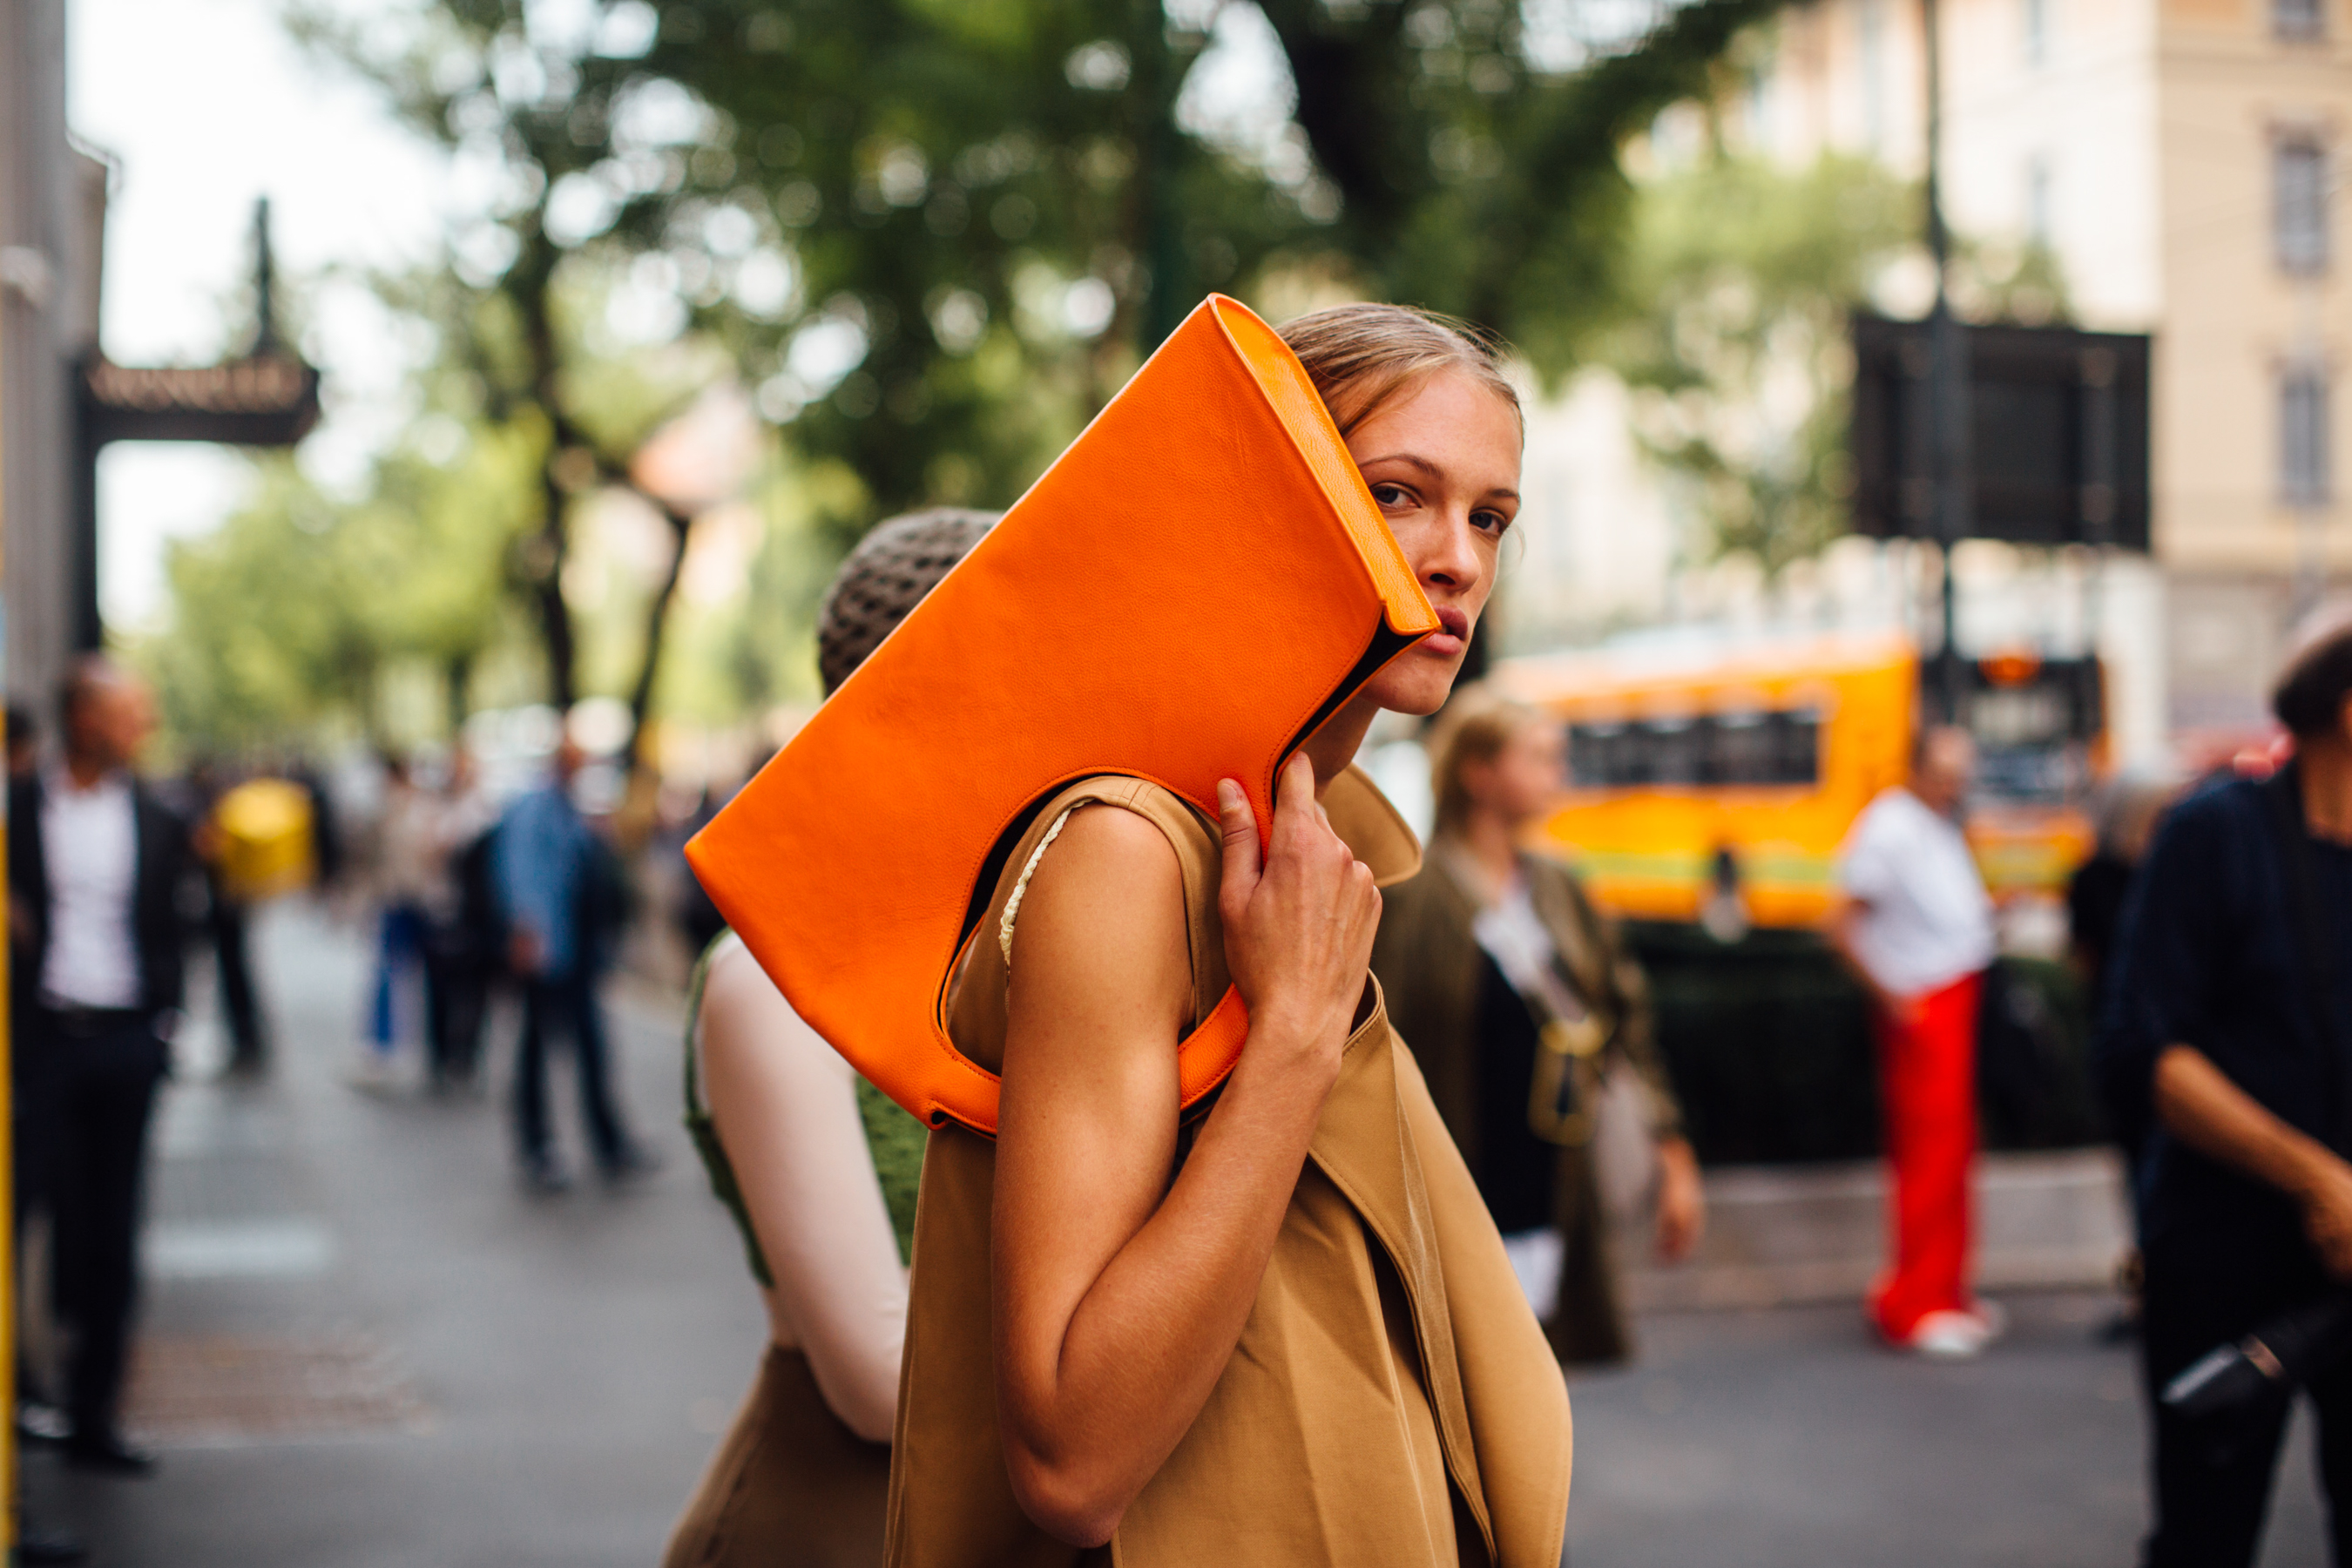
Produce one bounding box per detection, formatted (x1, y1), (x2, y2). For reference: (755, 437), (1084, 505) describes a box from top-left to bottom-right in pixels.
(1373, 691), (1704, 1365)
(889, 308), (1571, 1566)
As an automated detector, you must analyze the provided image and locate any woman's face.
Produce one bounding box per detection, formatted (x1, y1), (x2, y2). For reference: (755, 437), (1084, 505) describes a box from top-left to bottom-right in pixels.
(1346, 368), (1523, 717)
(1466, 719), (1566, 828)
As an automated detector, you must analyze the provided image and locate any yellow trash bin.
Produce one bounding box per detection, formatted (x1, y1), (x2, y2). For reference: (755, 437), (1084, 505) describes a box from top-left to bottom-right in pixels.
(213, 779), (315, 903)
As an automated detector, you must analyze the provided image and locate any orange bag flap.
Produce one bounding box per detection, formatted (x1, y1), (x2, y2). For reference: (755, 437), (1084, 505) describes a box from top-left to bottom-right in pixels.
(686, 294), (1434, 1135)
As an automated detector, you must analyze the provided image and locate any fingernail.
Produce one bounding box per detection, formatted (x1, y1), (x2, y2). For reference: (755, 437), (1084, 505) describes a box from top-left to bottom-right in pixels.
(1216, 780), (1240, 812)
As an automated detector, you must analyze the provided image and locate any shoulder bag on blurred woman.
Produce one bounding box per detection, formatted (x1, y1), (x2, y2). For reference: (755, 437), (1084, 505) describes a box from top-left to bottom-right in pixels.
(1374, 690), (1705, 1365)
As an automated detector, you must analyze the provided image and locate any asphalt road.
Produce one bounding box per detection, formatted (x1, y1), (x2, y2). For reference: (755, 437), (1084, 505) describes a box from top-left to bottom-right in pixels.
(25, 902), (2330, 1566)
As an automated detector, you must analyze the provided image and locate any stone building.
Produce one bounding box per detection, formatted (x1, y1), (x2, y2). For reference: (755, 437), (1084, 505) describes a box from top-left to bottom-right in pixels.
(1756, 0), (2352, 744)
(1, 0), (108, 713)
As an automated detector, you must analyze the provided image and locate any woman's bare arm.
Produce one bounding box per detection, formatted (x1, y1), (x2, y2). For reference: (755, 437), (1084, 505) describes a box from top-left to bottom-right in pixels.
(991, 755), (1381, 1545)
(700, 938), (909, 1441)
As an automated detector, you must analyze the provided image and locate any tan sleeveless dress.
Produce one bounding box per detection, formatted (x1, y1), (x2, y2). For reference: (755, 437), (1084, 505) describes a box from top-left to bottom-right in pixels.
(664, 1344), (889, 1568)
(886, 768), (1572, 1568)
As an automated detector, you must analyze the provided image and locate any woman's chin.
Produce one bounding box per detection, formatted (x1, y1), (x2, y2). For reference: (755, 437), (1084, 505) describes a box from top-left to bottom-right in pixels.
(1368, 656), (1465, 718)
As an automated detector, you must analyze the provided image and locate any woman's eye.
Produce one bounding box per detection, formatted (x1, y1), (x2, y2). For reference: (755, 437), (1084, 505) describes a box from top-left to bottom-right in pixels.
(1370, 483), (1413, 509)
(1473, 509), (1511, 535)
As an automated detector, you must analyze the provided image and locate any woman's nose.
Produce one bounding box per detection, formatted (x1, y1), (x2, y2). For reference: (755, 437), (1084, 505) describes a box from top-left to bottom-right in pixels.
(1418, 509), (1484, 592)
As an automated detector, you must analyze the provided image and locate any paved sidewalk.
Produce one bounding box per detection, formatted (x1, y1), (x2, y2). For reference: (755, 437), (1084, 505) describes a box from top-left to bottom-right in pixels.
(23, 902), (2333, 1565)
(1567, 1293), (2323, 1567)
(28, 902), (766, 1567)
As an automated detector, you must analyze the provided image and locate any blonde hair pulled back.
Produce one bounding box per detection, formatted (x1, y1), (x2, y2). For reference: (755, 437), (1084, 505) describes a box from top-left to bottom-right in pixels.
(1275, 302), (1522, 440)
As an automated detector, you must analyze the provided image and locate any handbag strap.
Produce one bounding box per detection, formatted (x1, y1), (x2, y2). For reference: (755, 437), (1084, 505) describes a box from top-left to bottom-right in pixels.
(2262, 762), (2352, 1154)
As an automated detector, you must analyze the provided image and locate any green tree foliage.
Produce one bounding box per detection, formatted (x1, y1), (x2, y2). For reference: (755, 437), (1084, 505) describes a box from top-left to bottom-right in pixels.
(171, 0), (1802, 754)
(1257, 0), (1788, 374)
(649, 0), (1794, 524)
(1590, 149), (2072, 572)
(1592, 152), (1917, 572)
(290, 0), (783, 750)
(641, 0), (1310, 531)
(142, 412), (541, 749)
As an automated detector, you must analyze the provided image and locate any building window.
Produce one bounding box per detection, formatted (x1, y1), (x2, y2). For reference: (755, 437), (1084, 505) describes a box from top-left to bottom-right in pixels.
(2275, 0), (2323, 40)
(1860, 0), (1885, 148)
(2282, 367), (2332, 506)
(2024, 0), (2050, 64)
(2026, 155), (2053, 246)
(2276, 139), (2330, 275)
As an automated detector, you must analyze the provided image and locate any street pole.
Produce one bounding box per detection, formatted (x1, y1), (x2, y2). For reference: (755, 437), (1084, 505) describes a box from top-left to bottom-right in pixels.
(1923, 0), (1970, 723)
(2292, 274), (2327, 624)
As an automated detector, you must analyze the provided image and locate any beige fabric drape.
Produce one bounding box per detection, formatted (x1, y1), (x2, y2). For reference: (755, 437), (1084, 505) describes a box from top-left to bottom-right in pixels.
(886, 769), (1571, 1568)
(664, 1345), (891, 1568)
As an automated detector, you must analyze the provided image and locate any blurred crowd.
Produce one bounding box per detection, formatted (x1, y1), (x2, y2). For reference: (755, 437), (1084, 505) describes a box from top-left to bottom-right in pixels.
(1, 657), (753, 1516)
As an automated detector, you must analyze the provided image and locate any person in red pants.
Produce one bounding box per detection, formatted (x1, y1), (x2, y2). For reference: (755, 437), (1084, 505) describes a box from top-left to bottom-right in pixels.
(1831, 725), (2000, 1358)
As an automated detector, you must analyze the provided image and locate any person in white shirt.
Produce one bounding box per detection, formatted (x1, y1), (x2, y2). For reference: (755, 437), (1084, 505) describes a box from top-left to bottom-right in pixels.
(1830, 724), (1999, 1359)
(6, 657), (190, 1473)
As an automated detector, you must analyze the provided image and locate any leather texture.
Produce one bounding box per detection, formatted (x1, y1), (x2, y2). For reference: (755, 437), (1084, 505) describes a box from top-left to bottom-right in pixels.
(685, 294), (1437, 1135)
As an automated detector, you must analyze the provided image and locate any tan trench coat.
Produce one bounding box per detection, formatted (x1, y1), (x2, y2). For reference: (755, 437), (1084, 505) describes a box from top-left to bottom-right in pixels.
(885, 770), (1571, 1568)
(1370, 842), (1686, 1365)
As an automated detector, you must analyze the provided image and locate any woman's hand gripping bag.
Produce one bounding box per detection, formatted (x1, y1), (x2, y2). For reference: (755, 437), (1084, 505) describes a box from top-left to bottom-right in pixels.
(686, 294), (1436, 1135)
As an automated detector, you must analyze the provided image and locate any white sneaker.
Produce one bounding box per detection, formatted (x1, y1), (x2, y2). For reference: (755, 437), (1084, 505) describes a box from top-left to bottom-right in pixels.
(1966, 1298), (2010, 1344)
(1904, 1308), (1991, 1360)
(345, 1052), (398, 1093)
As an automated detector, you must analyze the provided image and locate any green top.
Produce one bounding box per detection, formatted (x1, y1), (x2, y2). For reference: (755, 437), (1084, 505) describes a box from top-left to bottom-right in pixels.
(684, 937), (927, 1282)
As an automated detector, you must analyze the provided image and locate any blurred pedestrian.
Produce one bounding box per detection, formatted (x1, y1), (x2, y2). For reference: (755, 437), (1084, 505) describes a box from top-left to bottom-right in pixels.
(289, 757), (342, 897)
(422, 748), (497, 1092)
(2069, 772), (2176, 1023)
(2096, 619), (2352, 1568)
(188, 758), (269, 1074)
(3, 695), (91, 1558)
(493, 737), (654, 1190)
(2070, 771), (2178, 1343)
(1829, 724), (2000, 1358)
(665, 508), (990, 1568)
(361, 754), (434, 1086)
(9, 701), (40, 781)
(5, 656), (189, 1475)
(1374, 690), (1704, 1366)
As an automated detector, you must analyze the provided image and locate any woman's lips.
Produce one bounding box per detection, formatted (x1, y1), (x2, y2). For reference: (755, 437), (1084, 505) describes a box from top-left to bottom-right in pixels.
(1422, 605), (1471, 656)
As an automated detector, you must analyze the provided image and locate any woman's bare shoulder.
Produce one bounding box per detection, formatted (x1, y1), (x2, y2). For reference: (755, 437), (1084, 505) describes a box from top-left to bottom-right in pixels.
(699, 936), (852, 1084)
(1009, 802), (1190, 1001)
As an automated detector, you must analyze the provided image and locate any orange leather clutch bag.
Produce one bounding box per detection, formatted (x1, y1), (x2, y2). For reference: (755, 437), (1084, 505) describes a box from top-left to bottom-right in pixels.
(685, 294), (1436, 1135)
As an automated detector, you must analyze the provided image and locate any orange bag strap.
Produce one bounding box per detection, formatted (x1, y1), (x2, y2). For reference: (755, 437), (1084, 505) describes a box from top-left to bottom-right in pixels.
(916, 775), (1257, 1138)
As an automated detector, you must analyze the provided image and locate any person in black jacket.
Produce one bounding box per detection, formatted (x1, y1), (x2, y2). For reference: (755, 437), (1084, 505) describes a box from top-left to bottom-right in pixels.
(6, 656), (189, 1476)
(2096, 619), (2352, 1567)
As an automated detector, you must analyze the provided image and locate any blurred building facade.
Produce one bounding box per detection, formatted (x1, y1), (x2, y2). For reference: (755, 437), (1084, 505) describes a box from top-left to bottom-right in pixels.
(1, 0), (106, 710)
(1757, 0), (2352, 744)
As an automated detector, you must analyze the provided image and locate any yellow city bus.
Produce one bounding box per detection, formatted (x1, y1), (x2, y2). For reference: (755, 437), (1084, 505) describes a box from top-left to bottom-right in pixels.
(1490, 632), (2102, 929)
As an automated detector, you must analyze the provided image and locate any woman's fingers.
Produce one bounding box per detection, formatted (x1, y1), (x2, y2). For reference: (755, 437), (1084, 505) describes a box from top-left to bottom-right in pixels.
(1215, 778), (1263, 928)
(1219, 754), (1382, 1053)
(1268, 752), (1320, 856)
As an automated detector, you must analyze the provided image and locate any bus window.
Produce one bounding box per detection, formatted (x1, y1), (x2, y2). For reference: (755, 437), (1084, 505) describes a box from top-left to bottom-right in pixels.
(1567, 707), (1821, 791)
(1646, 718), (1705, 786)
(1566, 721), (1624, 788)
(1767, 708), (1822, 786)
(1708, 712), (1776, 784)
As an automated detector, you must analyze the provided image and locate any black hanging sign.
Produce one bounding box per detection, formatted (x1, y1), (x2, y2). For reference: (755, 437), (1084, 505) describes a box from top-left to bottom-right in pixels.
(1848, 312), (2153, 553)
